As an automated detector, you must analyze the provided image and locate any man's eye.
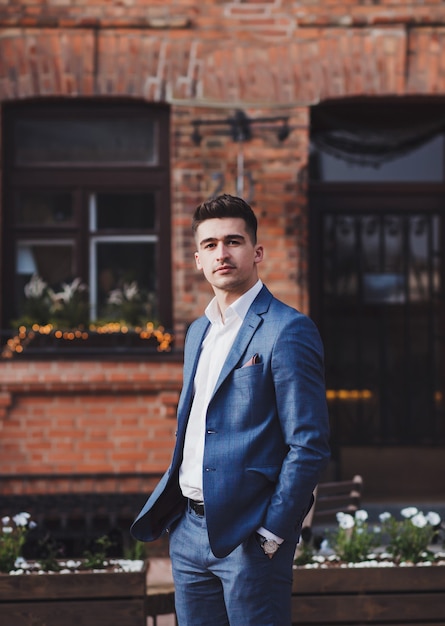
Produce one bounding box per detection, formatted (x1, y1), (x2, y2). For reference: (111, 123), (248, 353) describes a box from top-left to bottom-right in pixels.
(204, 243), (216, 249)
(228, 239), (240, 246)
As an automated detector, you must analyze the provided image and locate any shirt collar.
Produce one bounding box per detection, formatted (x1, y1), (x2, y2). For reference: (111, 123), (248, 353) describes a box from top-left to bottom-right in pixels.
(205, 280), (263, 324)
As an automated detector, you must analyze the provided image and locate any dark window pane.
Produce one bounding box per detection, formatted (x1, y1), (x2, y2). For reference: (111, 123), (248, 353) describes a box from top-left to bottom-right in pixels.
(14, 118), (156, 165)
(95, 242), (157, 323)
(96, 193), (156, 230)
(14, 241), (75, 322)
(363, 273), (406, 304)
(16, 241), (75, 285)
(310, 134), (444, 183)
(323, 213), (440, 304)
(14, 192), (73, 225)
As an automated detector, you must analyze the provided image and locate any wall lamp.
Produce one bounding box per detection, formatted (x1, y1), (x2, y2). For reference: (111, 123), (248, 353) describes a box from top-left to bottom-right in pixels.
(191, 109), (291, 145)
(191, 109), (291, 198)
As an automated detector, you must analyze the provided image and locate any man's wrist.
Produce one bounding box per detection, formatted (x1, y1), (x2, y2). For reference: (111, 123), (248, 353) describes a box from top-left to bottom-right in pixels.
(256, 533), (281, 558)
(256, 526), (284, 545)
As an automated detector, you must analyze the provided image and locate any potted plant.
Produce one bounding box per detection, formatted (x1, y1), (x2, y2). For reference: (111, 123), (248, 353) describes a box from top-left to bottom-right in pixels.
(2, 275), (173, 358)
(0, 512), (148, 626)
(292, 506), (445, 625)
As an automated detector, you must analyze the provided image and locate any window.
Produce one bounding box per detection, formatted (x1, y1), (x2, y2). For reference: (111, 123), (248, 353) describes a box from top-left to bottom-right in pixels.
(309, 100), (445, 447)
(309, 99), (445, 183)
(2, 101), (172, 354)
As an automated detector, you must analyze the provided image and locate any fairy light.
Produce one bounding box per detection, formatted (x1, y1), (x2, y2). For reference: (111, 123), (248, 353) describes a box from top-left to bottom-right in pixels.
(1, 322), (174, 358)
(326, 389), (373, 401)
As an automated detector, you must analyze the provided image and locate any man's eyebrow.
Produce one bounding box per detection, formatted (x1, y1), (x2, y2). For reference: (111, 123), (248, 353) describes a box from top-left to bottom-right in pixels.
(199, 234), (246, 246)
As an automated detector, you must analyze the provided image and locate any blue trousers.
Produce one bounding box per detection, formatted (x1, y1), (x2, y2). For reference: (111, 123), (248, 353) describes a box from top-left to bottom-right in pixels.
(169, 503), (297, 626)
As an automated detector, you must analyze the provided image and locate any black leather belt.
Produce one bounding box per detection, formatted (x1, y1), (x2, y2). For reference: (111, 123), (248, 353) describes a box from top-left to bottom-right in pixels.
(189, 499), (205, 516)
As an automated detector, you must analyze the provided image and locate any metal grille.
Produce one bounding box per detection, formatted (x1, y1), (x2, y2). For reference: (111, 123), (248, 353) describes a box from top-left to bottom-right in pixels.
(320, 211), (444, 446)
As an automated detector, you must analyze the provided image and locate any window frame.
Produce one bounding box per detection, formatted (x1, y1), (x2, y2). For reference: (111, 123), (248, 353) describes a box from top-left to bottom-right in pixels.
(1, 100), (173, 348)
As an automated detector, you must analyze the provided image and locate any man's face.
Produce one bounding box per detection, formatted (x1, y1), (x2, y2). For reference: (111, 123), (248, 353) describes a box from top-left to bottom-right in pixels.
(194, 217), (263, 299)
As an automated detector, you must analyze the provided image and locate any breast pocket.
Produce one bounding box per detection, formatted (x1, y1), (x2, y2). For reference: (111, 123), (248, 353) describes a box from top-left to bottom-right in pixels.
(232, 363), (263, 385)
(226, 365), (264, 422)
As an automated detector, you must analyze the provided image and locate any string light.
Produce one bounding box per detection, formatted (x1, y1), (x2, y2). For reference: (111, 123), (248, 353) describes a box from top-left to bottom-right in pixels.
(1, 322), (174, 358)
(326, 389), (373, 401)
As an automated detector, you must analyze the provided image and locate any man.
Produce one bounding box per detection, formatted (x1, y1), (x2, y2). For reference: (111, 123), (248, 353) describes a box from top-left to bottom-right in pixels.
(131, 194), (330, 625)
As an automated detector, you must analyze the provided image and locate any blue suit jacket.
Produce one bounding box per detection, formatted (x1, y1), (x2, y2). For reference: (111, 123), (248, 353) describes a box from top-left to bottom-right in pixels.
(131, 285), (330, 558)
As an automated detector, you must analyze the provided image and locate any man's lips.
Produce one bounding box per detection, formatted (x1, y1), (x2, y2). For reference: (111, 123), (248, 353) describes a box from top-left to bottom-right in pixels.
(214, 264), (235, 273)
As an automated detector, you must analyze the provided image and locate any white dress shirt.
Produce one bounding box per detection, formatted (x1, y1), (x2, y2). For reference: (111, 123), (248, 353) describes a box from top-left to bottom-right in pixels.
(179, 279), (263, 501)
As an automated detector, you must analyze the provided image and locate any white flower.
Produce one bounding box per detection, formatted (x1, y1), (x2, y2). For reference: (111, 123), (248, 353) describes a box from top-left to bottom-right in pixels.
(1, 516), (10, 525)
(401, 507), (418, 519)
(24, 274), (48, 299)
(110, 559), (144, 573)
(425, 511), (441, 526)
(107, 282), (140, 306)
(355, 509), (368, 522)
(379, 512), (392, 522)
(51, 278), (87, 304)
(107, 289), (123, 305)
(411, 512), (428, 529)
(2, 526), (13, 534)
(122, 281), (139, 301)
(13, 512), (30, 527)
(338, 513), (355, 529)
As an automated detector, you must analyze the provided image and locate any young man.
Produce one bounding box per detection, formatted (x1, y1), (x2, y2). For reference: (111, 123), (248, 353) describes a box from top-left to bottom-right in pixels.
(131, 194), (330, 625)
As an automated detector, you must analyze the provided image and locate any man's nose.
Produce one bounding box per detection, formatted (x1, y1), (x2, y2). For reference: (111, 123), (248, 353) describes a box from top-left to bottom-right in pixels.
(216, 242), (229, 260)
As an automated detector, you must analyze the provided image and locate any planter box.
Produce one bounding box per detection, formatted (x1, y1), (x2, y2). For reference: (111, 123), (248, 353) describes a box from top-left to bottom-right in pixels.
(2, 328), (173, 358)
(292, 565), (445, 625)
(0, 562), (147, 626)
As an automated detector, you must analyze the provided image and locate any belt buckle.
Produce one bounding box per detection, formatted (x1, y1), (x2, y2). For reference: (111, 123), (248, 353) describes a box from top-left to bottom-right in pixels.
(189, 499), (205, 516)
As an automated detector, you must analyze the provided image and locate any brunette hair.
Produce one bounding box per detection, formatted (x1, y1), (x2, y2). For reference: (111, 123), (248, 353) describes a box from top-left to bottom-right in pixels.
(192, 194), (258, 244)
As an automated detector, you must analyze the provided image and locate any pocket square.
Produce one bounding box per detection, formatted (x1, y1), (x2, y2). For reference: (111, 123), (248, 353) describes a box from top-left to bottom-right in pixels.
(241, 353), (259, 368)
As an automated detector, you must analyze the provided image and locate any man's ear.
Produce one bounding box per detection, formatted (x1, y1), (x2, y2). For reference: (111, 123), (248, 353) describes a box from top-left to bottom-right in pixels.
(254, 245), (264, 264)
(194, 251), (202, 270)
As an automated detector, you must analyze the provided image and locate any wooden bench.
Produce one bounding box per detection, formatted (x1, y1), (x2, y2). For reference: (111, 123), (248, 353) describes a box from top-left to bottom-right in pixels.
(146, 584), (176, 626)
(301, 474), (363, 542)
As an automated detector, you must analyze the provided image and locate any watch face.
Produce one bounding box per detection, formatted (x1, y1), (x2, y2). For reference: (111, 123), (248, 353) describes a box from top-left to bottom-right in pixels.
(263, 539), (279, 555)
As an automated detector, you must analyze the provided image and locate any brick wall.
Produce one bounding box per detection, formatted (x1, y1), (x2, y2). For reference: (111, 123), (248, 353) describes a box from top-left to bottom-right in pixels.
(2, 1), (445, 29)
(0, 359), (182, 495)
(1, 0), (445, 498)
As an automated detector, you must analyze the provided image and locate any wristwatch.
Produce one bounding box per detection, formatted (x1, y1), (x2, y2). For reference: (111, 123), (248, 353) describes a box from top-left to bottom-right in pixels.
(257, 533), (280, 558)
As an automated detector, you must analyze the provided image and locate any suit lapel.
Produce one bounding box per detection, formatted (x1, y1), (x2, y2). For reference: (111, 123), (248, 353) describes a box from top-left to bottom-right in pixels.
(176, 286), (273, 436)
(210, 285), (272, 400)
(175, 316), (209, 449)
(182, 316), (210, 396)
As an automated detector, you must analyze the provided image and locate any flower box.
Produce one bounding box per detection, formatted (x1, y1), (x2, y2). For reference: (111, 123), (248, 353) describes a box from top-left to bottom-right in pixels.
(292, 564), (445, 625)
(0, 560), (147, 626)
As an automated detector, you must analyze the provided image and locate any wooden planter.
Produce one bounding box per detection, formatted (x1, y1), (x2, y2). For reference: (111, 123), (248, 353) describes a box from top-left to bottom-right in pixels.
(0, 562), (147, 626)
(292, 564), (445, 625)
